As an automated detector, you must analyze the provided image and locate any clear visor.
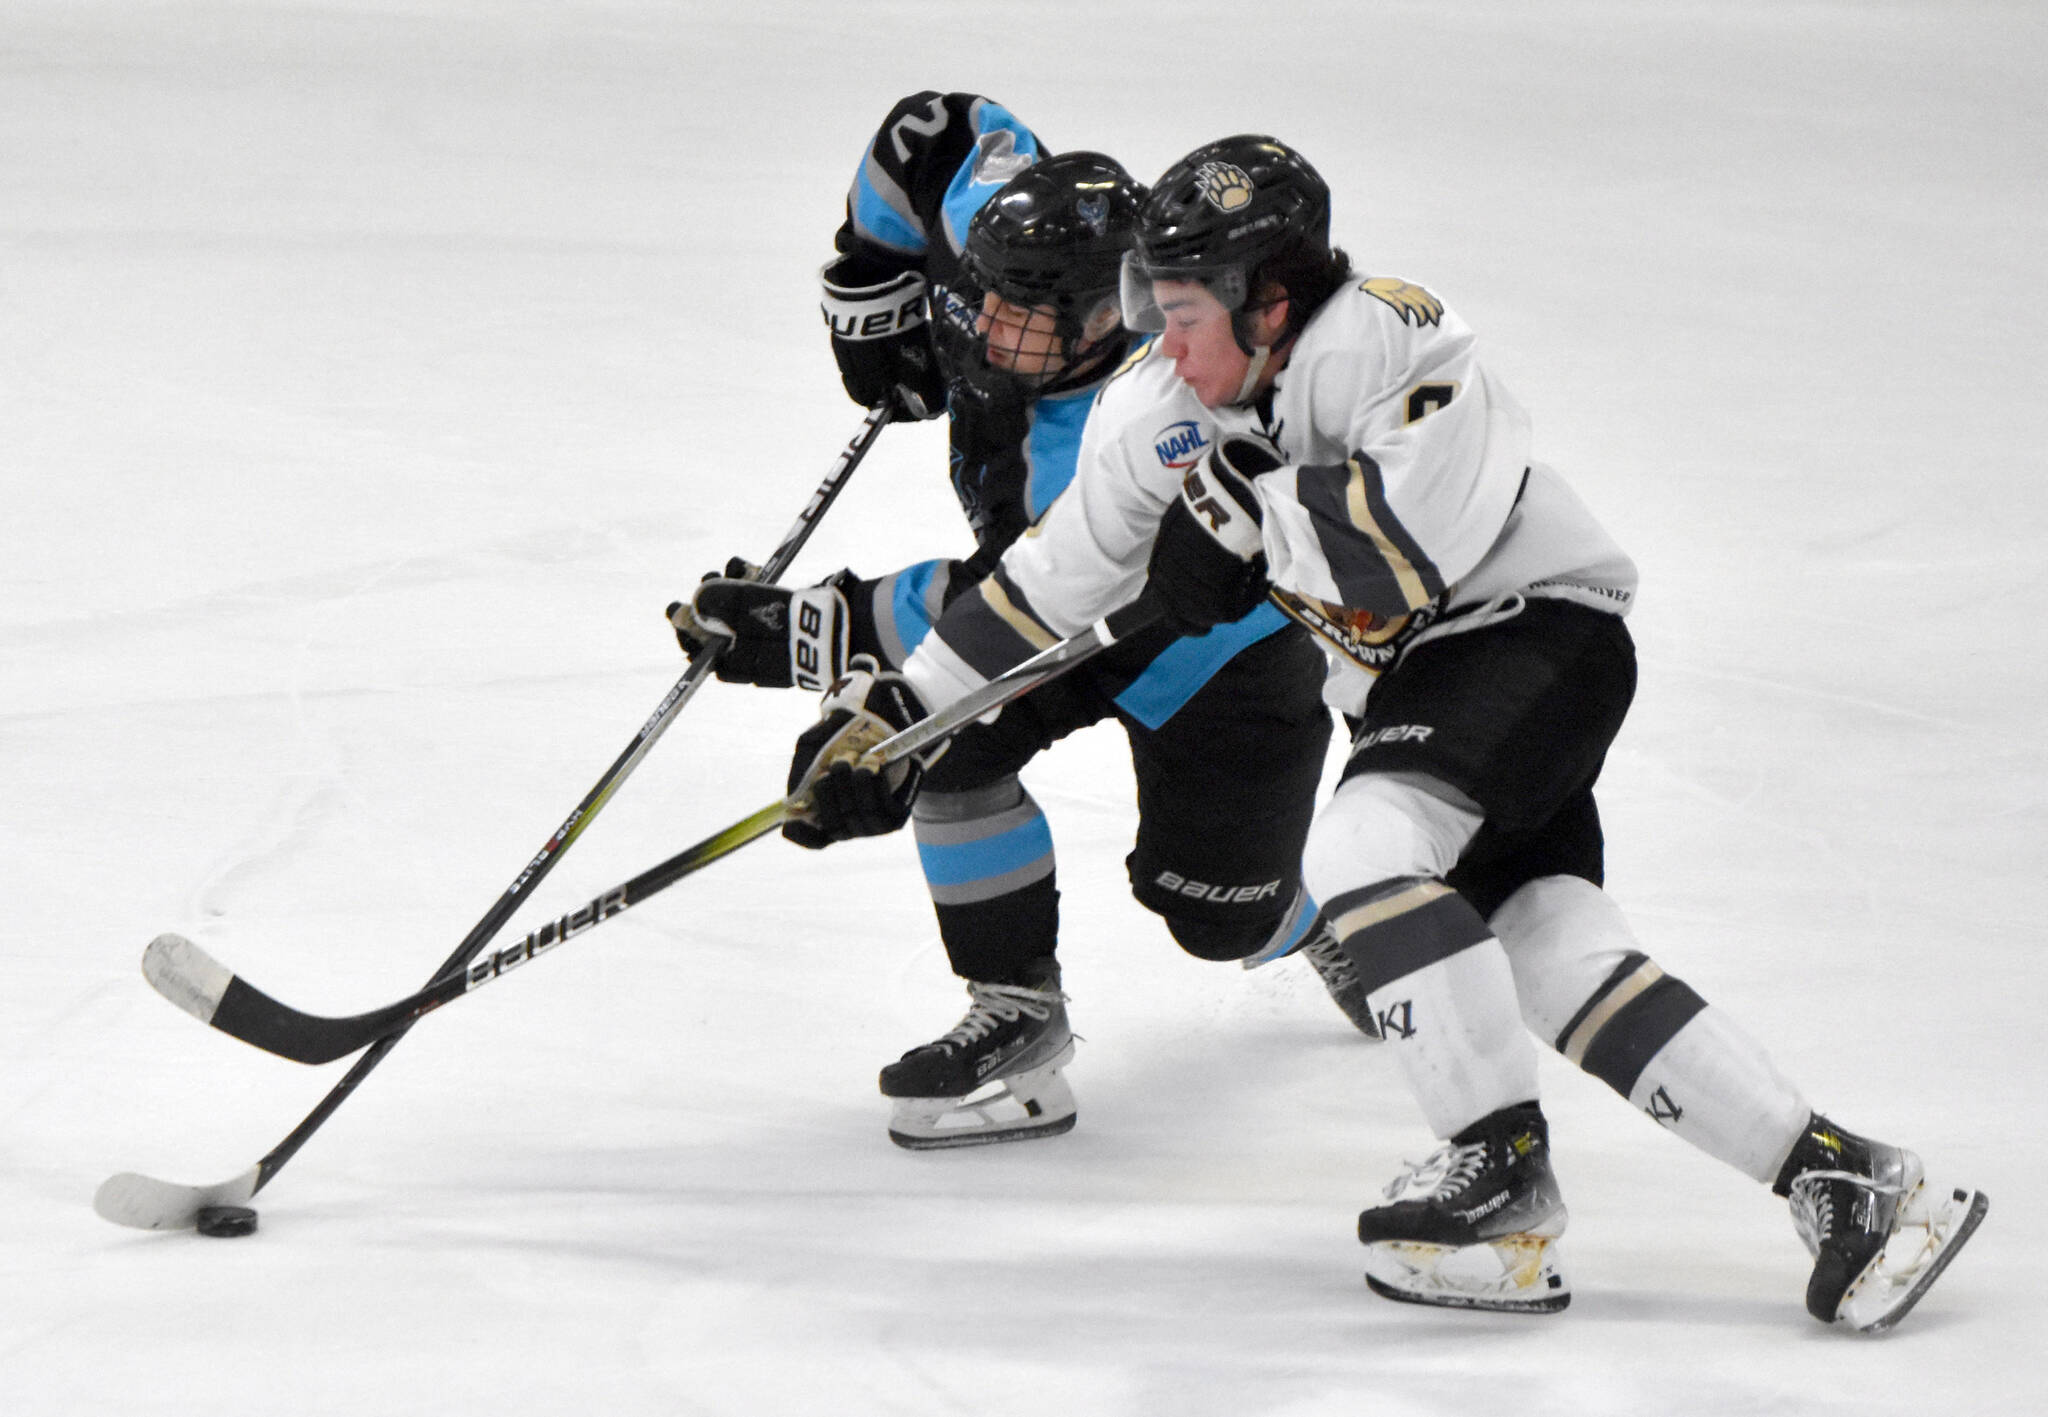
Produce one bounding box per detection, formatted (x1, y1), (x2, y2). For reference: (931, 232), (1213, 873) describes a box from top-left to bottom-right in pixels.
(1118, 253), (1249, 333)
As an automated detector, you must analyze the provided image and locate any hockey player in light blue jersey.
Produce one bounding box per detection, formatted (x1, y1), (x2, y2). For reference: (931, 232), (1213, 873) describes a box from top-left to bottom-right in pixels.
(672, 94), (1359, 1151)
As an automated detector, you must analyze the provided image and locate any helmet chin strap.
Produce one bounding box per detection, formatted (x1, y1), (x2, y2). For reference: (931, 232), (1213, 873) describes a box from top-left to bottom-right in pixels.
(1227, 297), (1289, 405)
(1231, 345), (1272, 405)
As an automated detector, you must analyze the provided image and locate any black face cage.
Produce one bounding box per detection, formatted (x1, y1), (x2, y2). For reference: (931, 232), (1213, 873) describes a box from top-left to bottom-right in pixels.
(935, 271), (1119, 408)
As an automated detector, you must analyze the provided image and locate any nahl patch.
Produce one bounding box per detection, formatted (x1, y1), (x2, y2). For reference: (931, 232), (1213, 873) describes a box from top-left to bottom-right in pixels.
(1153, 419), (1210, 470)
(1155, 871), (1282, 904)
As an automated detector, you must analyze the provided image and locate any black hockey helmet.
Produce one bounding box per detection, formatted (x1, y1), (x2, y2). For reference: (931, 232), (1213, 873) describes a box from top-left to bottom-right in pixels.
(1122, 136), (1344, 347)
(940, 150), (1146, 405)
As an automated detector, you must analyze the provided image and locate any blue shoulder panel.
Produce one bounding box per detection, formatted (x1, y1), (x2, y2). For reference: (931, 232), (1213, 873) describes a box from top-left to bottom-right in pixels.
(1022, 387), (1094, 522)
(938, 102), (1041, 254)
(850, 168), (927, 256)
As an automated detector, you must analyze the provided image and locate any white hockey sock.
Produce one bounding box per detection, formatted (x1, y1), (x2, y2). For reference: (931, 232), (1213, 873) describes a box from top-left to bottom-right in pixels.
(1625, 1007), (1811, 1183)
(1493, 876), (1809, 1184)
(1341, 893), (1538, 1138)
(1377, 950), (1539, 1138)
(1303, 773), (1530, 1137)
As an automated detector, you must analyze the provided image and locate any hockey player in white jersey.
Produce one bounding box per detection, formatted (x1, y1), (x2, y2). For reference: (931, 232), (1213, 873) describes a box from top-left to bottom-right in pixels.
(1119, 136), (1986, 1329)
(792, 133), (1987, 1331)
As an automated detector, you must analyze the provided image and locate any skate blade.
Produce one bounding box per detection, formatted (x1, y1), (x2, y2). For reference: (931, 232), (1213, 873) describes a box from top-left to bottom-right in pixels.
(888, 1109), (1077, 1151)
(886, 1053), (1077, 1151)
(1841, 1184), (1989, 1334)
(1331, 991), (1384, 1041)
(1364, 1233), (1571, 1315)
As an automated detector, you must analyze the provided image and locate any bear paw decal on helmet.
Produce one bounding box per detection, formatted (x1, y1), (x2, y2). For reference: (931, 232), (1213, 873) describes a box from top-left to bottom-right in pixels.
(1195, 161), (1255, 213)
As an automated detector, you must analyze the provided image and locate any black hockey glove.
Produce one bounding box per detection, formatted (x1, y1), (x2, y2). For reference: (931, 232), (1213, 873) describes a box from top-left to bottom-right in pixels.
(784, 657), (933, 849)
(1145, 436), (1279, 635)
(667, 559), (852, 691)
(820, 253), (947, 421)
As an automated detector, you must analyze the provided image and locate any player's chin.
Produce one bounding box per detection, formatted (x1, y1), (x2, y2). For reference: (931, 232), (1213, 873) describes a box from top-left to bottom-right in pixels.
(1169, 363), (1230, 409)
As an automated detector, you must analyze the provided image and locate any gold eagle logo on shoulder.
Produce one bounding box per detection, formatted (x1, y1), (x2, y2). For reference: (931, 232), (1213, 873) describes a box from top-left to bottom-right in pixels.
(1108, 336), (1155, 383)
(1361, 276), (1444, 327)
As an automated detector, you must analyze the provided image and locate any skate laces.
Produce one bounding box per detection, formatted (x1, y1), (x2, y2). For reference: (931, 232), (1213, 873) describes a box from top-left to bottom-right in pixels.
(1384, 1140), (1489, 1203)
(1301, 931), (1358, 989)
(938, 981), (1063, 1049)
(1787, 1168), (1906, 1254)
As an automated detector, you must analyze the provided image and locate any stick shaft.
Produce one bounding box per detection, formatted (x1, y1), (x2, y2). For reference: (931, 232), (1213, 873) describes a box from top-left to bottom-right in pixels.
(170, 595), (1160, 1070)
(245, 406), (892, 1193)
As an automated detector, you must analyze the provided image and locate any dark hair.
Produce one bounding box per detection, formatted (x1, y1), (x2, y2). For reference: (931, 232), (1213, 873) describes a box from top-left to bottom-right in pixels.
(1251, 242), (1353, 344)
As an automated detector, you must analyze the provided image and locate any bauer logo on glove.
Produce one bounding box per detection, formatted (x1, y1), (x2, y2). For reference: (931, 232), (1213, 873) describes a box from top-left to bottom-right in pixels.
(670, 568), (853, 691)
(1180, 464), (1264, 559)
(820, 255), (947, 420)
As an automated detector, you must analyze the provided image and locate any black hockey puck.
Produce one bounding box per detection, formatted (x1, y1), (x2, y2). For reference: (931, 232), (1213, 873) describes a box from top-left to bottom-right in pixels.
(195, 1205), (259, 1238)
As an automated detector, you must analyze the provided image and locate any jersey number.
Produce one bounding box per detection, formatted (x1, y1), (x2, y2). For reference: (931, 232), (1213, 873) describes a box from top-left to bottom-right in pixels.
(1404, 383), (1457, 424)
(889, 97), (950, 162)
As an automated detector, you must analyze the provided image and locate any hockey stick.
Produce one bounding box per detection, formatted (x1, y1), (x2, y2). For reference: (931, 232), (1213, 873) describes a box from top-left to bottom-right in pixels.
(94, 405), (892, 1231)
(133, 596), (1162, 1069)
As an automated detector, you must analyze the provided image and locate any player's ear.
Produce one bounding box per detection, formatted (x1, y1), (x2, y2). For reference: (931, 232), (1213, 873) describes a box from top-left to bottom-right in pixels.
(1254, 296), (1291, 346)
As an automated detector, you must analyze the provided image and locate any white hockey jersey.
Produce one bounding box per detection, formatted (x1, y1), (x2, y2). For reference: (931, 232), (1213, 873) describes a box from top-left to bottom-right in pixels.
(904, 274), (1638, 715)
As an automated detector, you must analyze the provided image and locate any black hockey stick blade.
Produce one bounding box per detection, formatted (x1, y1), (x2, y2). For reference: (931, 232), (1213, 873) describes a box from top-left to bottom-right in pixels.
(143, 934), (451, 1066)
(135, 598), (1160, 1068)
(137, 796), (791, 1066)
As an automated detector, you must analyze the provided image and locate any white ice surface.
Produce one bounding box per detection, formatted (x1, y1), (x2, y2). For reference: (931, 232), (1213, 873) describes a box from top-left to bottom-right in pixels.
(4, 2), (2044, 1413)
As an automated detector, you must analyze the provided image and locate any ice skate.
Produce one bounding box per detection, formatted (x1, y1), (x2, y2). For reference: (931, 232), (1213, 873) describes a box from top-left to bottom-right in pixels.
(1358, 1104), (1570, 1314)
(880, 965), (1076, 1150)
(1776, 1115), (1988, 1333)
(1298, 925), (1382, 1039)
